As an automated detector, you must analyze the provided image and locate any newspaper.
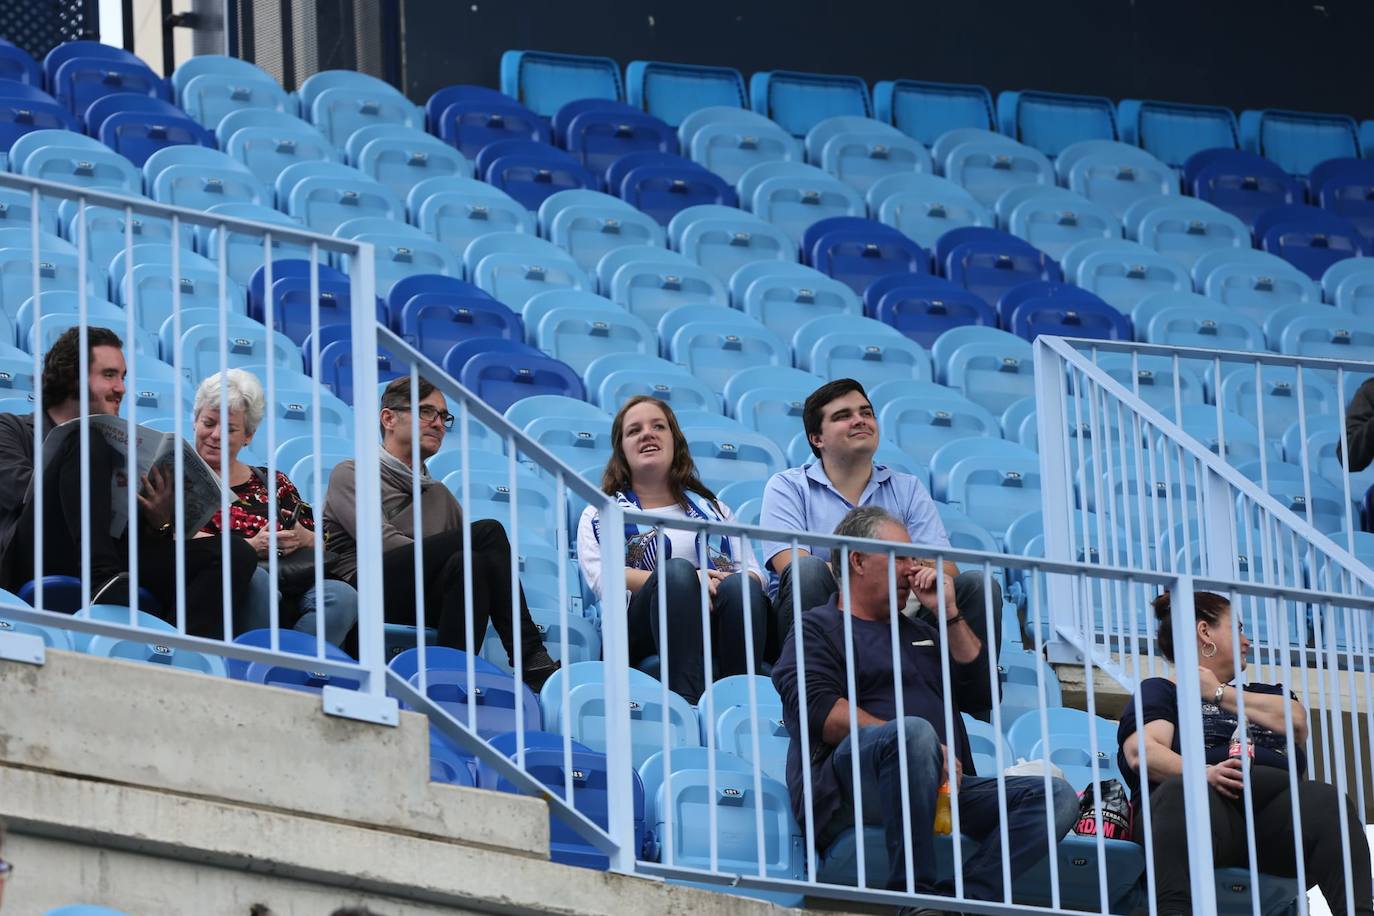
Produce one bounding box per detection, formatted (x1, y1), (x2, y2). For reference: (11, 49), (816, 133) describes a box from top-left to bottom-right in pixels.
(42, 415), (226, 539)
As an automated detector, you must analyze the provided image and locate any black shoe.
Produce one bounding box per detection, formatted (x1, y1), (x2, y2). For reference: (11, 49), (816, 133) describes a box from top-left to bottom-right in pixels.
(521, 648), (560, 693)
(91, 572), (131, 607)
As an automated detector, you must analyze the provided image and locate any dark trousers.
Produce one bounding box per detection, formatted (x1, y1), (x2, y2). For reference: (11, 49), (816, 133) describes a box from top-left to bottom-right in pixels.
(10, 425), (257, 638)
(1149, 767), (1373, 916)
(373, 519), (545, 663)
(775, 554), (1003, 718)
(628, 557), (771, 704)
(824, 717), (1080, 897)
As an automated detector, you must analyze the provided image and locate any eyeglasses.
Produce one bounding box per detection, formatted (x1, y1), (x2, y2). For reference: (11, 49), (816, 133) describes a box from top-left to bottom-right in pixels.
(392, 405), (454, 430)
(0, 857), (13, 879)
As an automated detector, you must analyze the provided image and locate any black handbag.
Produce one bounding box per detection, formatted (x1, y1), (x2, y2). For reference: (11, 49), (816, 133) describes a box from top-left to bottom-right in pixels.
(250, 466), (338, 597)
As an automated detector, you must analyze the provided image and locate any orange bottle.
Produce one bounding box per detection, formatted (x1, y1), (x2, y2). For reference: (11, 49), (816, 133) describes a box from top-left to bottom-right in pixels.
(934, 781), (952, 835)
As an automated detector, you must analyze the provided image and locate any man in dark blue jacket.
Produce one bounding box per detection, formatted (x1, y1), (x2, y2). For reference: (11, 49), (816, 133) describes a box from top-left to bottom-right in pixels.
(772, 505), (1077, 912)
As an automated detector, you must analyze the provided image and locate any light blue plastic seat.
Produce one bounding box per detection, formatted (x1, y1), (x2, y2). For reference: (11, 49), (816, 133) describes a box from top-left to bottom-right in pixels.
(440, 465), (559, 543)
(1173, 404), (1280, 468)
(749, 69), (871, 138)
(541, 190), (666, 273)
(1142, 296), (1266, 357)
(879, 388), (1000, 468)
(408, 175), (534, 259)
(1128, 194), (1249, 270)
(584, 353), (720, 415)
(1089, 352), (1205, 417)
(665, 308), (787, 403)
(1004, 186), (1121, 260)
(124, 260), (247, 336)
(674, 205), (798, 283)
(142, 144), (270, 212)
(1322, 257), (1374, 317)
(867, 171), (994, 251)
(793, 314), (933, 391)
(505, 393), (611, 472)
(500, 50), (622, 117)
(20, 138), (141, 193)
(997, 89), (1118, 159)
(531, 297), (655, 376)
(737, 160), (866, 246)
(200, 202), (310, 288)
(601, 246), (729, 328)
(712, 702), (789, 785)
(874, 80), (995, 147)
(686, 111), (803, 185)
(173, 321), (302, 382)
(179, 70), (295, 129)
(76, 604), (227, 676)
(219, 108), (340, 188)
(944, 135), (1054, 208)
(1070, 238), (1192, 315)
(679, 413), (788, 490)
(277, 160), (405, 234)
(1270, 309), (1374, 362)
(470, 234), (592, 313)
(61, 197), (191, 278)
(627, 61), (746, 128)
(722, 364), (823, 446)
(336, 228), (461, 299)
(548, 662), (700, 767)
(932, 325), (1036, 417)
(1240, 108), (1360, 178)
(808, 115), (933, 194)
(1195, 248), (1321, 327)
(734, 260), (862, 343)
(309, 84), (422, 148)
(1056, 139), (1178, 217)
(1117, 98), (1239, 169)
(933, 440), (1041, 545)
(348, 124), (474, 201)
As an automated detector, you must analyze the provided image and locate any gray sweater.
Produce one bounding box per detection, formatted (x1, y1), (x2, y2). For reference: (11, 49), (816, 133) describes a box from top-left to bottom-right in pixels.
(321, 449), (462, 584)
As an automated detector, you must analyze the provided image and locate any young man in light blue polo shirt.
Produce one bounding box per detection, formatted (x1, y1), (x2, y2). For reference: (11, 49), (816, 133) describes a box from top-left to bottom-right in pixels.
(760, 378), (1003, 719)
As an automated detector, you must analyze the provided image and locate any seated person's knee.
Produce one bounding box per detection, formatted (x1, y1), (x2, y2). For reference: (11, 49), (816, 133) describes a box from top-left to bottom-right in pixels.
(661, 557), (699, 591)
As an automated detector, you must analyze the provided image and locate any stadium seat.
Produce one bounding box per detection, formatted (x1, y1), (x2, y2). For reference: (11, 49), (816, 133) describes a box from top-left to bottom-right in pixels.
(737, 160), (865, 245)
(395, 285), (522, 362)
(879, 384), (1000, 467)
(399, 658), (542, 740)
(1056, 139), (1178, 219)
(479, 139), (600, 211)
(1323, 256), (1374, 317)
(733, 260), (863, 342)
(1241, 461), (1352, 536)
(506, 395), (613, 479)
(144, 145), (269, 211)
(867, 171), (995, 251)
(874, 79), (995, 146)
(664, 306), (788, 403)
(600, 245), (730, 328)
(749, 69), (871, 138)
(76, 604), (226, 677)
(793, 314), (933, 390)
(1117, 98), (1239, 168)
(88, 95), (215, 167)
(613, 152), (739, 226)
(866, 273), (997, 349)
(943, 229), (1063, 306)
(1127, 194), (1250, 269)
(558, 102), (680, 175)
(806, 115), (933, 194)
(723, 364), (824, 446)
(1310, 158), (1374, 247)
(408, 175), (535, 259)
(932, 439), (1041, 544)
(622, 59), (745, 128)
(683, 108), (803, 185)
(1256, 204), (1368, 281)
(0, 93), (79, 159)
(997, 89), (1117, 158)
(275, 160), (405, 234)
(0, 39), (40, 87)
(1268, 307), (1374, 362)
(1070, 239), (1193, 315)
(19, 136), (141, 193)
(932, 325), (1036, 417)
(804, 216), (929, 296)
(1240, 108), (1361, 178)
(672, 205), (798, 282)
(584, 353), (720, 415)
(944, 134), (1055, 208)
(1172, 405), (1279, 467)
(678, 414), (788, 490)
(544, 661), (700, 767)
(53, 55), (170, 125)
(1193, 246), (1321, 326)
(443, 337), (585, 413)
(1089, 352), (1206, 416)
(540, 189), (665, 272)
(1002, 187), (1121, 260)
(432, 91), (551, 160)
(218, 108), (340, 188)
(501, 50), (623, 117)
(309, 84), (422, 149)
(1140, 293), (1265, 356)
(468, 232), (592, 312)
(930, 126), (1020, 172)
(178, 67), (295, 129)
(1215, 364), (1338, 442)
(528, 293), (655, 375)
(347, 124), (474, 201)
(14, 291), (121, 352)
(1005, 285), (1131, 343)
(335, 225), (462, 298)
(1187, 149), (1305, 230)
(232, 628), (359, 693)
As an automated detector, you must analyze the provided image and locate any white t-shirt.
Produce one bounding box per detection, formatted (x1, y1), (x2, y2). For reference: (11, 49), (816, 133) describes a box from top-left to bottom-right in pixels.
(577, 498), (763, 601)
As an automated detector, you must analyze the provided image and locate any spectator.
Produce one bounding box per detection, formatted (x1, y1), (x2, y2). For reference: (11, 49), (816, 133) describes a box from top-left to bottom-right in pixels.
(0, 326), (256, 632)
(772, 506), (1077, 909)
(1118, 591), (1372, 916)
(192, 369), (358, 646)
(577, 395), (770, 703)
(322, 376), (558, 689)
(1343, 377), (1374, 472)
(759, 378), (1002, 718)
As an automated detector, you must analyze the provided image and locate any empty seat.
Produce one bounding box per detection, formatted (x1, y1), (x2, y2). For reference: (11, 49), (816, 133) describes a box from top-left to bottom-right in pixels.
(505, 395), (613, 482)
(879, 384), (1000, 467)
(736, 160), (865, 245)
(395, 287), (521, 363)
(663, 307), (787, 402)
(873, 79), (994, 146)
(683, 107), (803, 185)
(944, 135), (1055, 209)
(678, 414), (788, 490)
(557, 101), (679, 175)
(1004, 284), (1132, 343)
(53, 55), (170, 124)
(19, 136), (141, 193)
(1269, 308), (1374, 362)
(867, 172), (994, 251)
(997, 89), (1117, 158)
(793, 314), (933, 390)
(749, 69), (871, 138)
(76, 604), (226, 676)
(1117, 98), (1239, 168)
(1141, 294), (1265, 355)
(805, 115), (933, 194)
(723, 365), (824, 445)
(347, 124), (474, 201)
(1187, 149), (1305, 230)
(309, 83), (422, 149)
(545, 662), (700, 769)
(408, 175), (535, 259)
(933, 440), (1042, 538)
(600, 245), (729, 328)
(277, 161), (405, 234)
(0, 94), (79, 159)
(528, 292), (655, 375)
(202, 202), (311, 288)
(431, 90), (551, 160)
(1056, 139), (1178, 219)
(144, 145), (269, 211)
(932, 325), (1036, 417)
(500, 50), (623, 117)
(626, 60), (746, 127)
(1070, 238), (1193, 315)
(0, 39), (40, 87)
(733, 260), (863, 343)
(610, 152), (739, 225)
(479, 139), (599, 211)
(173, 320), (302, 381)
(467, 231), (592, 312)
(672, 205), (798, 283)
(444, 338), (585, 413)
(803, 215), (928, 296)
(179, 70), (295, 129)
(1311, 158), (1374, 247)
(87, 94), (214, 167)
(1127, 195), (1250, 270)
(942, 228), (1063, 306)
(218, 108), (340, 188)
(584, 353), (720, 415)
(1323, 256), (1374, 317)
(1002, 186), (1121, 261)
(1256, 204), (1368, 281)
(866, 274), (997, 349)
(1215, 364), (1338, 435)
(1194, 246), (1321, 325)
(1240, 108), (1360, 178)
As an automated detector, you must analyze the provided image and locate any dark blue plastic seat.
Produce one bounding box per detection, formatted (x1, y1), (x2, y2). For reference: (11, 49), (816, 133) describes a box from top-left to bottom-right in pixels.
(230, 628), (359, 692)
(443, 338), (585, 412)
(387, 273), (497, 326)
(551, 98), (640, 146)
(42, 40), (142, 86)
(18, 576), (160, 615)
(309, 328), (404, 405)
(0, 95), (77, 156)
(1255, 204), (1368, 281)
(944, 231), (1063, 305)
(479, 139), (598, 211)
(1187, 149), (1305, 230)
(89, 94), (215, 167)
(866, 274), (997, 348)
(0, 39), (40, 87)
(424, 84), (510, 132)
(561, 104), (679, 175)
(53, 56), (171, 125)
(433, 94), (551, 160)
(398, 293), (523, 363)
(1004, 284), (1132, 342)
(612, 152), (737, 225)
(261, 276), (354, 346)
(1311, 157), (1374, 247)
(625, 60), (747, 127)
(249, 259), (349, 319)
(749, 70), (872, 137)
(872, 79), (994, 146)
(805, 216), (929, 295)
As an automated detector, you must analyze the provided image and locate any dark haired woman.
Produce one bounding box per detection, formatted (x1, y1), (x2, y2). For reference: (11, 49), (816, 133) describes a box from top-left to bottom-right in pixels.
(577, 396), (771, 703)
(1117, 590), (1372, 916)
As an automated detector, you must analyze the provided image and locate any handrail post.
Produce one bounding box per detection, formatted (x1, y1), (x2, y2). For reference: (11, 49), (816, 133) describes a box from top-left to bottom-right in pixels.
(1169, 575), (1220, 915)
(1033, 338), (1081, 661)
(598, 500), (636, 872)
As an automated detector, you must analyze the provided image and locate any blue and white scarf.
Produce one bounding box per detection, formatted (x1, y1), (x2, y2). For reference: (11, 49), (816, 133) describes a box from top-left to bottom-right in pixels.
(590, 489), (734, 573)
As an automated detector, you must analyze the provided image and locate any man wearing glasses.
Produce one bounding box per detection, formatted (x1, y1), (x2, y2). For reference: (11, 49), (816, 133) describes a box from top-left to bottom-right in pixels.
(321, 376), (558, 688)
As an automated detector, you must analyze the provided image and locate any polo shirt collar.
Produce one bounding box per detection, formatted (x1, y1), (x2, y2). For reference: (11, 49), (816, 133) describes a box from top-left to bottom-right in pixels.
(805, 459), (891, 503)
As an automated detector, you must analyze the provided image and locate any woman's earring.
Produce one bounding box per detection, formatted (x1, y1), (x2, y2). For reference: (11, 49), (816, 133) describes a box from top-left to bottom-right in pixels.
(1201, 640), (1218, 658)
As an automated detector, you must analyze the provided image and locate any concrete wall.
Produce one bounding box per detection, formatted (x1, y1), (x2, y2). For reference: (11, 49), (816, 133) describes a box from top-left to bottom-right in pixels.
(0, 650), (798, 915)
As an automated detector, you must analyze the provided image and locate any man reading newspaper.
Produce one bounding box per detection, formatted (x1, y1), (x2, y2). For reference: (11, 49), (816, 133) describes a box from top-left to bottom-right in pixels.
(0, 327), (256, 637)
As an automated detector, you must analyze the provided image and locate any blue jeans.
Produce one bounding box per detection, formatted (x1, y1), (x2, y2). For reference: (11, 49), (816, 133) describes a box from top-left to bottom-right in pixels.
(827, 717), (1079, 898)
(241, 565), (359, 646)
